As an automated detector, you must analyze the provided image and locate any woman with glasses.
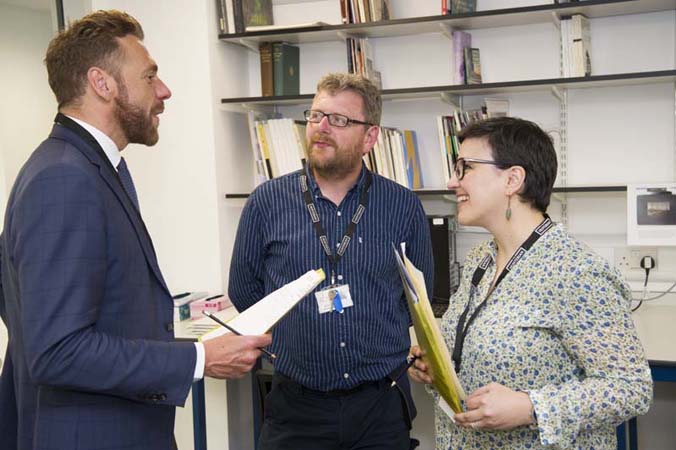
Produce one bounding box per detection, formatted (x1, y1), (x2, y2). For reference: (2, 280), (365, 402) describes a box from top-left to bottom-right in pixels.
(408, 117), (652, 449)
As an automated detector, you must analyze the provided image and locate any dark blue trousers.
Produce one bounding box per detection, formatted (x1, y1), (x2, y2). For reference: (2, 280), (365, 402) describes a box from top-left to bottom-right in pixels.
(258, 373), (415, 450)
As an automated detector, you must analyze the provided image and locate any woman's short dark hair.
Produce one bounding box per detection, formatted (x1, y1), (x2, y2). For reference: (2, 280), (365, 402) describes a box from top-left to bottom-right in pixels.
(458, 117), (558, 213)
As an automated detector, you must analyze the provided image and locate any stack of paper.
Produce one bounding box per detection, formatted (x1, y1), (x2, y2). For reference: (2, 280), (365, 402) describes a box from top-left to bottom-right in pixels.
(200, 269), (325, 341)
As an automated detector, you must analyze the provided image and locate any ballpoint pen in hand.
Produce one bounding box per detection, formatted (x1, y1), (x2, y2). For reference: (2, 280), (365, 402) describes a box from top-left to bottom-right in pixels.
(391, 354), (419, 387)
(202, 311), (277, 359)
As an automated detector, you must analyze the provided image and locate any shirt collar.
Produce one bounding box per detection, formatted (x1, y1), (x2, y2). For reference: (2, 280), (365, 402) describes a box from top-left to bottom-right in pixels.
(67, 115), (121, 170)
(304, 163), (369, 198)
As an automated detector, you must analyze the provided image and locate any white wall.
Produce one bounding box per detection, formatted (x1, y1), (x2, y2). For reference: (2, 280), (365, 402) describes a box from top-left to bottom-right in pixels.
(0, 1), (56, 375)
(0, 3), (55, 208)
(88, 1), (239, 448)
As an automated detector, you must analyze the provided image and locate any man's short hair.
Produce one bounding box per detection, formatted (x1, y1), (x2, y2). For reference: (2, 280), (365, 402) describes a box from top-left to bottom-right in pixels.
(45, 10), (144, 108)
(316, 73), (382, 126)
(458, 117), (558, 213)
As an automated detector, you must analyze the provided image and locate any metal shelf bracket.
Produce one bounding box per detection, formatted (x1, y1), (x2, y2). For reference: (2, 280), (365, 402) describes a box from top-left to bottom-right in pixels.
(238, 38), (260, 52)
(439, 23), (454, 40)
(440, 92), (461, 109)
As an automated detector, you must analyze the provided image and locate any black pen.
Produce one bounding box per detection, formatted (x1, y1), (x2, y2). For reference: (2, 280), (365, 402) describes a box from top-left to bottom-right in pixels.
(202, 311), (277, 360)
(391, 354), (419, 387)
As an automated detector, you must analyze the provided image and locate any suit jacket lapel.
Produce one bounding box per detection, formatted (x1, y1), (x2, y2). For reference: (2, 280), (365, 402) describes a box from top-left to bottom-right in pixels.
(50, 116), (170, 295)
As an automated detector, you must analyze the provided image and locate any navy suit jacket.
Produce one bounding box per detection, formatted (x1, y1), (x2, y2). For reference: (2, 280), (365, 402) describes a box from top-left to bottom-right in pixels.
(0, 115), (196, 450)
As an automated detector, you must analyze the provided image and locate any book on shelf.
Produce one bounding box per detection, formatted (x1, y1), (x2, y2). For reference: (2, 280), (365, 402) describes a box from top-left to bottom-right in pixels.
(200, 269), (326, 341)
(259, 42), (274, 97)
(273, 42), (300, 96)
(452, 31), (471, 85)
(364, 127), (423, 190)
(403, 130), (424, 189)
(451, 0), (476, 14)
(347, 37), (382, 89)
(442, 0), (477, 14)
(243, 0), (273, 29)
(342, 0), (391, 24)
(484, 98), (509, 118)
(393, 243), (466, 414)
(436, 109), (487, 183)
(571, 14), (592, 77)
(463, 47), (482, 85)
(216, 0), (228, 33)
(232, 0), (245, 33)
(247, 114), (307, 182)
(560, 14), (591, 77)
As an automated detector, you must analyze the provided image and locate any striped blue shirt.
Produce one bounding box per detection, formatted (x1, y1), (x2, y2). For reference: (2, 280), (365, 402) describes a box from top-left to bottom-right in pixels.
(228, 165), (434, 391)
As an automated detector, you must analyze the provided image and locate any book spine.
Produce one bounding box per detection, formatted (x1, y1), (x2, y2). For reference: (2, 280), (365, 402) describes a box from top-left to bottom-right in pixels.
(233, 0), (244, 34)
(273, 43), (300, 96)
(259, 42), (273, 97)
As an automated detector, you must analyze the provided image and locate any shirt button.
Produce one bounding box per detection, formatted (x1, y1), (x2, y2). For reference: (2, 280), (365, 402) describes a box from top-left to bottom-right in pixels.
(340, 342), (346, 348)
(337, 275), (343, 281)
(343, 373), (350, 379)
(336, 243), (341, 248)
(166, 323), (174, 332)
(337, 211), (342, 216)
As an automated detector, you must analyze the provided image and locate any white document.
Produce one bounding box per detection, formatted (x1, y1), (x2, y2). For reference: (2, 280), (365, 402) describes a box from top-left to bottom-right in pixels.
(200, 269), (325, 341)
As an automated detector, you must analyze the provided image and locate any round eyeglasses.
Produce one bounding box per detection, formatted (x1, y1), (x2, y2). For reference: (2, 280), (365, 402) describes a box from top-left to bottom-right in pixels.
(304, 109), (373, 128)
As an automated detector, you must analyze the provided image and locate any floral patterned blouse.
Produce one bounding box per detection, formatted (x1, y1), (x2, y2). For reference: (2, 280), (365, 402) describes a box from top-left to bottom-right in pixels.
(433, 224), (653, 450)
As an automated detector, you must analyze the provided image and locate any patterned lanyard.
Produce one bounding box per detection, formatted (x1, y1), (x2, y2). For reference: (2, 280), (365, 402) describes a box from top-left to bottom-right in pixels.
(300, 170), (372, 285)
(451, 215), (554, 373)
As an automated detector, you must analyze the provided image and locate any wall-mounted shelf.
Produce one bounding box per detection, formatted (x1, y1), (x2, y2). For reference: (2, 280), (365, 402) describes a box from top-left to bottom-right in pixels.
(225, 185), (628, 199)
(218, 0), (674, 46)
(220, 70), (676, 110)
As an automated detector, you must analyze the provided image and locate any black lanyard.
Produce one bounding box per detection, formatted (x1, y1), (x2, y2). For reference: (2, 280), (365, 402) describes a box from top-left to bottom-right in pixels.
(451, 215), (554, 373)
(300, 170), (372, 285)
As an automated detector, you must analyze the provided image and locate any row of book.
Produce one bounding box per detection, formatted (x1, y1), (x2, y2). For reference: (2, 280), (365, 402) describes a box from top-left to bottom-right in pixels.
(560, 14), (592, 77)
(246, 98), (508, 187)
(436, 109), (491, 182)
(246, 113), (308, 184)
(441, 0), (476, 15)
(365, 128), (424, 190)
(347, 37), (382, 89)
(259, 42), (300, 97)
(217, 0), (274, 34)
(340, 0), (391, 24)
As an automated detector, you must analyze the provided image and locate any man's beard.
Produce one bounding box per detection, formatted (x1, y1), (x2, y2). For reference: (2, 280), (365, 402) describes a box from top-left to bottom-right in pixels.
(114, 81), (160, 146)
(308, 133), (363, 180)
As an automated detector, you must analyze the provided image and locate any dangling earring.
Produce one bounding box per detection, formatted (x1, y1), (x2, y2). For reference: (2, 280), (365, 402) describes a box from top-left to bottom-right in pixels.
(505, 195), (512, 221)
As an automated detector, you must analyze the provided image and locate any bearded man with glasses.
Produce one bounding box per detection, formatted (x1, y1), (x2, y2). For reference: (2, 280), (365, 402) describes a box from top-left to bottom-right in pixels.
(229, 72), (434, 450)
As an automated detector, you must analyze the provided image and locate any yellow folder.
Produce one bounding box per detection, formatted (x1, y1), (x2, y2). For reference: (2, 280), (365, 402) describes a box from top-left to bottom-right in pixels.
(394, 245), (466, 413)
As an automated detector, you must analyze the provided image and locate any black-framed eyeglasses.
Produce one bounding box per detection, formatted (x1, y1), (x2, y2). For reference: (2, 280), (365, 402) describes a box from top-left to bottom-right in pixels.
(304, 109), (373, 128)
(454, 157), (507, 181)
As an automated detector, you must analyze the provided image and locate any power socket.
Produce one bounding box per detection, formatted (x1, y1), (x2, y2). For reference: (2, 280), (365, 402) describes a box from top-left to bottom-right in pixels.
(614, 247), (658, 272)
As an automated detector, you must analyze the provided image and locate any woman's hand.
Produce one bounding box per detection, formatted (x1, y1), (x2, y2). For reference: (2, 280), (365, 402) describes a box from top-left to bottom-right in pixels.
(453, 382), (535, 431)
(407, 346), (433, 384)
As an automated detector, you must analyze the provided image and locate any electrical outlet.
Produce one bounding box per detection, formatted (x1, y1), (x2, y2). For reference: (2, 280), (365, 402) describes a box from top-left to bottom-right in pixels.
(614, 247), (658, 272)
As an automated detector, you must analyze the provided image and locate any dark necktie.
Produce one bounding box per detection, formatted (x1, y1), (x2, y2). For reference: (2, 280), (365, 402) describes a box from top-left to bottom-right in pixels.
(117, 157), (140, 210)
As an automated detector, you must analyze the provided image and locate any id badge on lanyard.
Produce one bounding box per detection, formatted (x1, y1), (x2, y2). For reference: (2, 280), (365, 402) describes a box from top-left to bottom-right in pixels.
(315, 284), (354, 314)
(300, 170), (372, 316)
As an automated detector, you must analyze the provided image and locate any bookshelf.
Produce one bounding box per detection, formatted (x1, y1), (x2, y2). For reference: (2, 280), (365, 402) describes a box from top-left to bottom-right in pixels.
(219, 0), (675, 45)
(224, 184), (628, 199)
(213, 1), (676, 448)
(221, 69), (676, 107)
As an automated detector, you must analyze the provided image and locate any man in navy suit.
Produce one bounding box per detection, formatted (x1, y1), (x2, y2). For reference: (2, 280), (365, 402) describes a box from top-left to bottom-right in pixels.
(0, 10), (271, 450)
